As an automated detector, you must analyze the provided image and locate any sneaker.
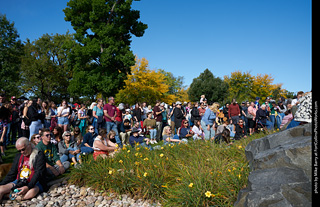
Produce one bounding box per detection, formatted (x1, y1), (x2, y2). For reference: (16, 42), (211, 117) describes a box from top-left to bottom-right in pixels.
(150, 140), (154, 144)
(153, 140), (158, 144)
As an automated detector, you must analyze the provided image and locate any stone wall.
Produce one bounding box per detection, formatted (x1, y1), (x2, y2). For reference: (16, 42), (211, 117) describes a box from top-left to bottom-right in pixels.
(234, 124), (312, 207)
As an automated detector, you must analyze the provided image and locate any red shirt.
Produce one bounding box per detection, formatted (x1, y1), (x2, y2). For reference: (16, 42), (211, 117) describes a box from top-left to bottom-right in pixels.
(115, 107), (123, 122)
(153, 105), (162, 122)
(16, 155), (35, 182)
(103, 103), (117, 122)
(228, 103), (240, 118)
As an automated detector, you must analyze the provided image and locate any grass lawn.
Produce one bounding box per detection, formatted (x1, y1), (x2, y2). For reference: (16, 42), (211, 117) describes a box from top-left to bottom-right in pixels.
(2, 145), (18, 164)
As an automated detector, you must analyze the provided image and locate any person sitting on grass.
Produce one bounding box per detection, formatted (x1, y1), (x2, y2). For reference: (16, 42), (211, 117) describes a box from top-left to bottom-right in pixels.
(129, 128), (152, 149)
(212, 119), (232, 145)
(178, 119), (194, 140)
(162, 126), (184, 144)
(0, 137), (46, 201)
(93, 129), (118, 160)
(58, 131), (82, 167)
(30, 134), (41, 146)
(143, 112), (157, 144)
(191, 119), (204, 140)
(119, 119), (132, 145)
(80, 125), (96, 154)
(36, 129), (70, 180)
(234, 119), (247, 140)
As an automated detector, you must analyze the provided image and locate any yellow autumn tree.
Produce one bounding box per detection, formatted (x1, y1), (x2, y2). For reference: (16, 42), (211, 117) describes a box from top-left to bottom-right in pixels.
(115, 57), (176, 105)
(224, 71), (287, 102)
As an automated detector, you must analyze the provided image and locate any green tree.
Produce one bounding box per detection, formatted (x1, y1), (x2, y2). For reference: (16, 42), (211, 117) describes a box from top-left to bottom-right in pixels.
(223, 70), (254, 102)
(64, 0), (148, 98)
(20, 33), (75, 102)
(188, 69), (228, 103)
(0, 14), (23, 97)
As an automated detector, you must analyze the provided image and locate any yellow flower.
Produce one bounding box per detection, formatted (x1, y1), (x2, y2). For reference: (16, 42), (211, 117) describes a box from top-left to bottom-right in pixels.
(160, 153), (164, 157)
(205, 191), (212, 198)
(238, 174), (241, 178)
(109, 170), (113, 175)
(115, 144), (119, 148)
(232, 167), (236, 171)
(161, 185), (168, 188)
(136, 147), (140, 151)
(143, 157), (149, 161)
(134, 161), (140, 165)
(188, 183), (194, 188)
(127, 150), (130, 153)
(228, 169), (231, 172)
(161, 147), (164, 150)
(135, 152), (139, 157)
(143, 172), (148, 177)
(119, 160), (123, 164)
(237, 145), (243, 149)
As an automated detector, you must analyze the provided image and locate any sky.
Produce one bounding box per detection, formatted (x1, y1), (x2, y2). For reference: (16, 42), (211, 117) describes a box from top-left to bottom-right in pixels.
(1, 0), (312, 94)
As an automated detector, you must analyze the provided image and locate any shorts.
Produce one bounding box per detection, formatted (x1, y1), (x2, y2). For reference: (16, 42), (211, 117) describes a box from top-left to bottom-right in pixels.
(93, 151), (109, 161)
(12, 179), (43, 194)
(57, 117), (69, 125)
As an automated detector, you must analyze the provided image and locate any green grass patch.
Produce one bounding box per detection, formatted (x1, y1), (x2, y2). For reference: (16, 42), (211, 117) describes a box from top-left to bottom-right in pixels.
(69, 132), (272, 206)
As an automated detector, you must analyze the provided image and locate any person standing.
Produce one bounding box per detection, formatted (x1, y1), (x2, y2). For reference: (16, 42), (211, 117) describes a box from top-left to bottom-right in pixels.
(153, 101), (163, 142)
(27, 99), (44, 141)
(228, 99), (240, 125)
(57, 100), (70, 133)
(103, 97), (121, 146)
(10, 96), (20, 145)
(173, 102), (185, 130)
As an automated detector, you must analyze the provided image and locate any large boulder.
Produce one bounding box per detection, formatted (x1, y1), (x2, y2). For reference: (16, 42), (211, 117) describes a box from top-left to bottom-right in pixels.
(235, 124), (312, 207)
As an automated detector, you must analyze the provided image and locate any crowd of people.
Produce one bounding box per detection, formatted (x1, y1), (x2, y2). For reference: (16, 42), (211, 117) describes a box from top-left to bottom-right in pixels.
(0, 90), (312, 201)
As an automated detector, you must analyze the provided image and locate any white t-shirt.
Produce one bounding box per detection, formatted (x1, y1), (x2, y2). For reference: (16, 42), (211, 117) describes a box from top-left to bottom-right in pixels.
(57, 106), (70, 116)
(93, 136), (107, 151)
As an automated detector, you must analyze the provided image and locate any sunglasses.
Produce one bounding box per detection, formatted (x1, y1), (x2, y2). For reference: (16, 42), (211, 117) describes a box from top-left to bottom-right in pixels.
(44, 134), (51, 137)
(35, 136), (41, 139)
(18, 148), (26, 153)
(184, 122), (189, 124)
(65, 135), (71, 137)
(89, 128), (94, 130)
(18, 144), (29, 153)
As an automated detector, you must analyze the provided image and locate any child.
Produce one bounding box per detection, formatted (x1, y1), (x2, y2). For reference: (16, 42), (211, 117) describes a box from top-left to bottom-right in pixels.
(123, 109), (132, 122)
(129, 128), (152, 149)
(280, 109), (293, 129)
(191, 119), (204, 140)
(132, 121), (143, 136)
(234, 119), (247, 140)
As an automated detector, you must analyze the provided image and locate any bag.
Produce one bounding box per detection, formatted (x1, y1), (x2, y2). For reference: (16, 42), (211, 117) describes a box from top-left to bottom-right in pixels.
(88, 116), (94, 125)
(97, 116), (104, 124)
(246, 112), (254, 119)
(24, 117), (32, 126)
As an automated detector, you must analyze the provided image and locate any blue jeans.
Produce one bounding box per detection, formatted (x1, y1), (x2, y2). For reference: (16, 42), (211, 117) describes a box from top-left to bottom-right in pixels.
(12, 179), (43, 194)
(149, 129), (157, 139)
(105, 122), (121, 144)
(201, 120), (215, 140)
(60, 147), (81, 162)
(29, 120), (43, 141)
(269, 115), (275, 128)
(80, 146), (94, 154)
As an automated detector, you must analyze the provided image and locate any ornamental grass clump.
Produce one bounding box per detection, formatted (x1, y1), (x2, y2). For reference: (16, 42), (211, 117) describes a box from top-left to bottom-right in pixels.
(69, 132), (270, 206)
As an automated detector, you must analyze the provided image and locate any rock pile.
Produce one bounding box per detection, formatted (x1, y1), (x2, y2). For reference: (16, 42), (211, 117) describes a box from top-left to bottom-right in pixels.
(1, 179), (161, 207)
(235, 124), (312, 207)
